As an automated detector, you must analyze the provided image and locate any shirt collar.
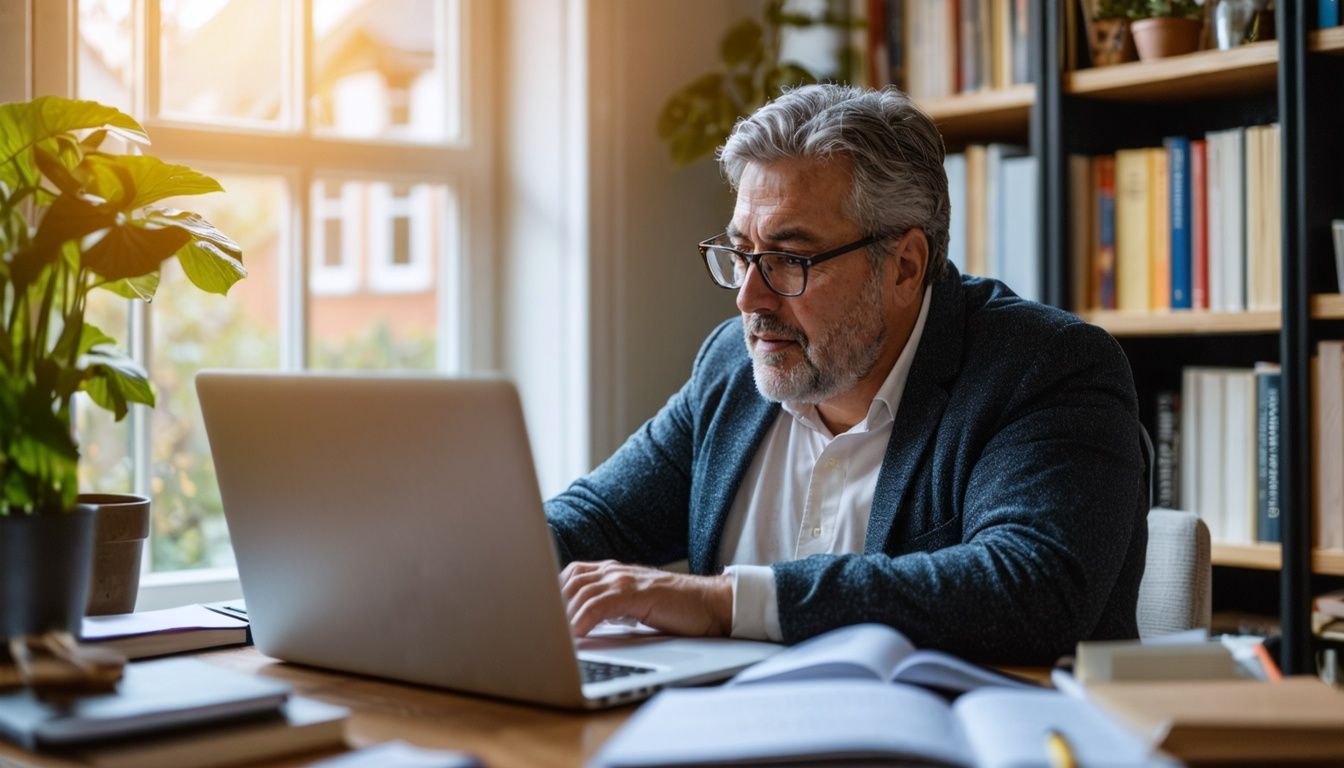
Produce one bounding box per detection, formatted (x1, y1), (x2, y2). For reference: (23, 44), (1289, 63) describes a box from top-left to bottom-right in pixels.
(783, 284), (934, 435)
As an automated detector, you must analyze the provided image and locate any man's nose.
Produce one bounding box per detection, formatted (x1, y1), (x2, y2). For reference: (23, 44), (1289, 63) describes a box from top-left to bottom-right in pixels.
(736, 263), (780, 315)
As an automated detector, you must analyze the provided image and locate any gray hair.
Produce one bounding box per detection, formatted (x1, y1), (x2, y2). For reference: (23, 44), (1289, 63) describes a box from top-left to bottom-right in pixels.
(717, 84), (950, 286)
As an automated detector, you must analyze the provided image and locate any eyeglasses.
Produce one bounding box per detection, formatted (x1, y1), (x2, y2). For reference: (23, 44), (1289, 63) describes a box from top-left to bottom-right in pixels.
(697, 232), (886, 297)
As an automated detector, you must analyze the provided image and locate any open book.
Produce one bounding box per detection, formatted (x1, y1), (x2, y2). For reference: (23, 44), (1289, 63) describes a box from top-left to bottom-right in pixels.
(596, 681), (1160, 768)
(728, 623), (1036, 694)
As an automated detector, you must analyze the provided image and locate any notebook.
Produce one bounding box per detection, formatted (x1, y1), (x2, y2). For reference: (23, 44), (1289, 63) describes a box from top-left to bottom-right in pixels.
(81, 605), (249, 660)
(195, 372), (780, 709)
(0, 658), (288, 750)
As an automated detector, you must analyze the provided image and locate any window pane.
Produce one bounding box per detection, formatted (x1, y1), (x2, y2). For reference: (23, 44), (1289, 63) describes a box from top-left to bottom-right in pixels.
(149, 174), (287, 572)
(311, 0), (457, 142)
(308, 180), (450, 370)
(159, 0), (290, 126)
(77, 0), (135, 115)
(75, 292), (133, 494)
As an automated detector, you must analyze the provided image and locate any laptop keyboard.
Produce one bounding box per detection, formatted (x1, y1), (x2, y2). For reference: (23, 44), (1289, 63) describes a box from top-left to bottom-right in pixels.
(580, 659), (657, 684)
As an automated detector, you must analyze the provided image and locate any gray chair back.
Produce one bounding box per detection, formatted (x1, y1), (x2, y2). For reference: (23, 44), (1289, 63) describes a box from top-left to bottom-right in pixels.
(1135, 423), (1212, 637)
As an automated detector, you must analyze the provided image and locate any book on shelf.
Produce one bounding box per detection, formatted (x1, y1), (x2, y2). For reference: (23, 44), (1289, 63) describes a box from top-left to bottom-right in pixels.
(945, 152), (968, 273)
(70, 696), (348, 768)
(1165, 136), (1193, 310)
(81, 604), (249, 660)
(725, 623), (1037, 694)
(1323, 0), (1341, 28)
(595, 682), (1152, 768)
(1255, 363), (1282, 544)
(1068, 154), (1092, 312)
(1092, 154), (1118, 310)
(0, 658), (289, 751)
(1180, 365), (1282, 546)
(1072, 124), (1280, 314)
(1190, 138), (1209, 310)
(1154, 390), (1181, 509)
(888, 0), (1030, 99)
(946, 144), (1036, 300)
(1087, 677), (1344, 765)
(1317, 341), (1344, 550)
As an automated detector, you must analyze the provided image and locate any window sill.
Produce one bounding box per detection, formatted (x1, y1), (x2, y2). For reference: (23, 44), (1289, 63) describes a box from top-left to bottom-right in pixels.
(135, 567), (243, 611)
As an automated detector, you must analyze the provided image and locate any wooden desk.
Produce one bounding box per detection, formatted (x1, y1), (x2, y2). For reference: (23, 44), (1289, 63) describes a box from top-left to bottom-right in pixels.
(0, 647), (636, 768)
(0, 648), (1053, 768)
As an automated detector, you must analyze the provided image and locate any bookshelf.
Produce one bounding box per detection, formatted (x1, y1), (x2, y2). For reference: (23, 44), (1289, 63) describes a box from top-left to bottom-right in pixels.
(1212, 544), (1344, 576)
(923, 84), (1033, 145)
(890, 0), (1340, 673)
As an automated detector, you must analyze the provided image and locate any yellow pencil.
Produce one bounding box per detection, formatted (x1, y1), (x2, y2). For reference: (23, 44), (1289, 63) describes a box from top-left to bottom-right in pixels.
(1045, 729), (1078, 768)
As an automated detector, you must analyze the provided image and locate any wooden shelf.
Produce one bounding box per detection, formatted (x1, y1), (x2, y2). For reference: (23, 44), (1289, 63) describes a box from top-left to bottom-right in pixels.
(1213, 543), (1344, 575)
(1065, 41), (1278, 102)
(920, 84), (1033, 145)
(1079, 296), (1344, 337)
(1312, 26), (1344, 54)
(1079, 309), (1279, 336)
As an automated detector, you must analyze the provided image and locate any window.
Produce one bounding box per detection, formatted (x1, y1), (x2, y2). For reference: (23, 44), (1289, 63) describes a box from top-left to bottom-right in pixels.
(45, 0), (493, 585)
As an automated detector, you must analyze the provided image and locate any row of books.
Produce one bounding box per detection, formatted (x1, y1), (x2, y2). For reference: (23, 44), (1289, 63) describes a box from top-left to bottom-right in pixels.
(866, 0), (1031, 100)
(1069, 123), (1283, 314)
(1163, 364), (1281, 547)
(944, 145), (1040, 302)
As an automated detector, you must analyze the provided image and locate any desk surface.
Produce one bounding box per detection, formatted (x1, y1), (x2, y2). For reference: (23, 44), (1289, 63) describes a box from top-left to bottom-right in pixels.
(0, 647), (1052, 768)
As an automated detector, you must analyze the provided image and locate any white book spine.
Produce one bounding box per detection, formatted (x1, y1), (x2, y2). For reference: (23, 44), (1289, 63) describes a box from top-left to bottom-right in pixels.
(1181, 367), (1201, 516)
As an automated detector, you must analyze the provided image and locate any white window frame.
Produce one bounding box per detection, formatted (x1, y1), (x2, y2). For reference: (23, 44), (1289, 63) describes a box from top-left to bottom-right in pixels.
(367, 182), (436, 294)
(18, 0), (496, 608)
(310, 180), (362, 296)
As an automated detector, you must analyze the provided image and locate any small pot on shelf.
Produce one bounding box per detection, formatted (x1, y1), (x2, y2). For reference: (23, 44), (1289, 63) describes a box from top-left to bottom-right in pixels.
(81, 493), (151, 616)
(1131, 16), (1204, 61)
(0, 505), (96, 639)
(1088, 17), (1139, 66)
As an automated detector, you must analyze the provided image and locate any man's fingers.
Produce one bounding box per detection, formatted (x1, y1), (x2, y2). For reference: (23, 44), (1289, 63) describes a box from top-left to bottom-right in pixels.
(570, 591), (630, 637)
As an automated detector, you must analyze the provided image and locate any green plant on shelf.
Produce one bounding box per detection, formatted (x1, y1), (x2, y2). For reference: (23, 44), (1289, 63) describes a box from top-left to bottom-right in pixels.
(1139, 0), (1205, 20)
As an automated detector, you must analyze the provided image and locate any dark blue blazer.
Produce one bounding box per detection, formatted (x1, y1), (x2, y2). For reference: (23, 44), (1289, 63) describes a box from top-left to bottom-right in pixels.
(546, 266), (1147, 664)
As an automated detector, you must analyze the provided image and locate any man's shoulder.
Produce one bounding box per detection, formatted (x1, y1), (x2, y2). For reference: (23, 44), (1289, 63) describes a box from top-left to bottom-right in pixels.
(696, 317), (750, 371)
(958, 273), (1109, 353)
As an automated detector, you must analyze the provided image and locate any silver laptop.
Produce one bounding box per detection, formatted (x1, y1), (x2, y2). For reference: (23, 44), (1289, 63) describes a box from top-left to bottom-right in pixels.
(195, 371), (780, 709)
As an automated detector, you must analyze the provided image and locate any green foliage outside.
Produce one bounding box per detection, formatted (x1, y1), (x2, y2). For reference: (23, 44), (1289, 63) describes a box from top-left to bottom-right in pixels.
(0, 96), (245, 515)
(657, 0), (865, 166)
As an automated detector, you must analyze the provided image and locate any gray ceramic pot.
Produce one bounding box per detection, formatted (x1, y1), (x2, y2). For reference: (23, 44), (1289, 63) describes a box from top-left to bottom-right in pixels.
(0, 505), (96, 638)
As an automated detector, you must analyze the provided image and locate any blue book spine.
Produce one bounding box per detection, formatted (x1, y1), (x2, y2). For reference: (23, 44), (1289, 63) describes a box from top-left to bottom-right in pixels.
(1166, 136), (1193, 310)
(1322, 0), (1340, 28)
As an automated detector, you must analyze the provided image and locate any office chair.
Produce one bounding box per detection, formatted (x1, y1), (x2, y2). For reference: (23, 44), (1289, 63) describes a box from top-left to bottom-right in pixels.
(1135, 423), (1213, 638)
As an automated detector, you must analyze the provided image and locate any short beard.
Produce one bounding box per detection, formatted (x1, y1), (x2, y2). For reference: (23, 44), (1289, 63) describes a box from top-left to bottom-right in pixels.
(744, 271), (888, 405)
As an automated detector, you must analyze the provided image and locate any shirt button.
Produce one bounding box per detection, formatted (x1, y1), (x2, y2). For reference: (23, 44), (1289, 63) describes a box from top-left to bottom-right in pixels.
(812, 527), (822, 538)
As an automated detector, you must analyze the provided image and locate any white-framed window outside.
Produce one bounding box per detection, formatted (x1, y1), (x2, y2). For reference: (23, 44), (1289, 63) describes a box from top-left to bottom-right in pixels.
(28, 0), (494, 597)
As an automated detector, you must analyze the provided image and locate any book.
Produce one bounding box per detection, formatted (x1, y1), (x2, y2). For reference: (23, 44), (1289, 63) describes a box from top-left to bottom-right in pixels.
(594, 682), (1154, 768)
(1088, 677), (1344, 765)
(0, 658), (288, 750)
(1148, 146), (1170, 311)
(1075, 639), (1239, 685)
(1092, 154), (1117, 310)
(1190, 138), (1209, 309)
(945, 152), (968, 272)
(1255, 364), (1282, 543)
(726, 623), (1036, 694)
(1165, 136), (1192, 309)
(1317, 341), (1344, 550)
(1324, 0), (1341, 27)
(1115, 148), (1150, 312)
(71, 696), (347, 768)
(965, 144), (988, 276)
(1154, 390), (1180, 509)
(1222, 368), (1256, 545)
(999, 153), (1039, 302)
(81, 604), (249, 660)
(1068, 154), (1092, 311)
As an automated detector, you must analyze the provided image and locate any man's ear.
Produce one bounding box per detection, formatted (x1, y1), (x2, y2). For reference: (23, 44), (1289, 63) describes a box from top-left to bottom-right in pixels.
(893, 228), (929, 294)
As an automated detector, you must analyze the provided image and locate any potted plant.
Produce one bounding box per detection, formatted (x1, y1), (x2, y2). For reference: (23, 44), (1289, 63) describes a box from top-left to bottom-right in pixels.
(0, 96), (245, 639)
(1084, 0), (1145, 66)
(1131, 0), (1206, 61)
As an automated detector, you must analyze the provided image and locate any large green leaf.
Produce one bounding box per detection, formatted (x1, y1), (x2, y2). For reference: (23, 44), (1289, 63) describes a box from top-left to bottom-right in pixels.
(720, 20), (764, 67)
(79, 345), (154, 420)
(31, 191), (116, 259)
(86, 155), (222, 211)
(175, 239), (247, 295)
(146, 208), (241, 256)
(82, 220), (191, 281)
(0, 97), (146, 189)
(100, 272), (161, 301)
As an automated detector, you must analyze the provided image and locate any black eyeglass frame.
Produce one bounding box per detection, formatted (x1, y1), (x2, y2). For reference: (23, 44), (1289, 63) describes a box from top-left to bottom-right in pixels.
(697, 232), (888, 297)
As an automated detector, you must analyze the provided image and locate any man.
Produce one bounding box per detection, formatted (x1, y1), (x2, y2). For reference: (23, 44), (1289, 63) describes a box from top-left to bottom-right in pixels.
(546, 84), (1146, 664)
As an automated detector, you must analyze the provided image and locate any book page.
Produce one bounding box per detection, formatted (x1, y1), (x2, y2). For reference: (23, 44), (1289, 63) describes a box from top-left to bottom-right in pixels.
(82, 605), (247, 640)
(595, 681), (972, 768)
(891, 649), (1039, 693)
(955, 689), (1161, 768)
(728, 623), (913, 685)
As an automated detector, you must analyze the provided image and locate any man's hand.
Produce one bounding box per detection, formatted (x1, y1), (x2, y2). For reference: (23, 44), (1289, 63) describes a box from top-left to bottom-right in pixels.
(558, 560), (733, 638)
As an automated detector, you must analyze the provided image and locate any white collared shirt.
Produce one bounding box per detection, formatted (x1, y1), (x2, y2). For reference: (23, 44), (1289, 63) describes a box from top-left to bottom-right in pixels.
(719, 286), (932, 641)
